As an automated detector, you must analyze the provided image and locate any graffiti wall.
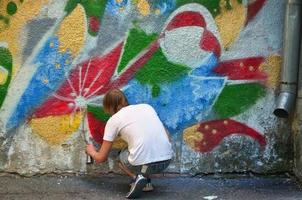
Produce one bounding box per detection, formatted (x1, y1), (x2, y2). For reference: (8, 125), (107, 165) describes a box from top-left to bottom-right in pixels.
(0, 0), (291, 175)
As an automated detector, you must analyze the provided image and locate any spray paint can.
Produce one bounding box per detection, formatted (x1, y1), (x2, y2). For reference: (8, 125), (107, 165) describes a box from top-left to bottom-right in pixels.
(86, 137), (94, 164)
(81, 109), (94, 164)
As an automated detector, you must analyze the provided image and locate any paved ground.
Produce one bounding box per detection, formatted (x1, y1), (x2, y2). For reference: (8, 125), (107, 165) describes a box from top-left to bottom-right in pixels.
(0, 173), (301, 200)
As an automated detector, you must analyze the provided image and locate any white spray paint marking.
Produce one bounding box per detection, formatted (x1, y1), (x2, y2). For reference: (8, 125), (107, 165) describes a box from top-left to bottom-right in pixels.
(46, 0), (68, 19)
(160, 27), (210, 68)
(0, 42), (8, 48)
(108, 157), (114, 170)
(203, 195), (218, 200)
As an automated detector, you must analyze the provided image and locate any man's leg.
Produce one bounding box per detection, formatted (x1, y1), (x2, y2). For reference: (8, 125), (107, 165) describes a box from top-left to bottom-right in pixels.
(118, 149), (140, 179)
(119, 161), (153, 192)
(118, 149), (147, 199)
(118, 161), (136, 179)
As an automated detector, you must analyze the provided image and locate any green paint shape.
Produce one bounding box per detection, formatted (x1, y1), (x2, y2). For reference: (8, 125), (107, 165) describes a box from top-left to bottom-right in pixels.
(118, 28), (158, 73)
(213, 83), (266, 118)
(64, 0), (78, 14)
(225, 0), (232, 10)
(87, 106), (110, 121)
(152, 84), (160, 97)
(135, 48), (190, 97)
(0, 15), (10, 25)
(0, 47), (13, 108)
(64, 0), (106, 36)
(176, 0), (221, 17)
(176, 0), (242, 17)
(7, 2), (17, 16)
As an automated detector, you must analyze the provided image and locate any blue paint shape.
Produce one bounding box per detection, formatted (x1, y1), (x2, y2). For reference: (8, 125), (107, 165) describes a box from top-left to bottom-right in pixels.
(106, 0), (130, 15)
(191, 53), (219, 77)
(124, 74), (225, 134)
(152, 0), (176, 15)
(6, 36), (73, 130)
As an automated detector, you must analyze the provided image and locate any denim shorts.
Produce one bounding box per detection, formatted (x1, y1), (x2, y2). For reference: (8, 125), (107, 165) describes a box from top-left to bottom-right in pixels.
(119, 149), (171, 175)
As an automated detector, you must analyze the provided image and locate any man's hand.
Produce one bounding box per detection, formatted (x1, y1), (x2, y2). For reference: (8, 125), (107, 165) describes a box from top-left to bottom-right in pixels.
(85, 140), (113, 163)
(86, 144), (97, 158)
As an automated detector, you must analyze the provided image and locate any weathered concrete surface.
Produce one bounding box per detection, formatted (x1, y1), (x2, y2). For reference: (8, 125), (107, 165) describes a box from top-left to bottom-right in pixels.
(0, 174), (301, 200)
(293, 37), (302, 182)
(0, 0), (292, 176)
(294, 111), (302, 181)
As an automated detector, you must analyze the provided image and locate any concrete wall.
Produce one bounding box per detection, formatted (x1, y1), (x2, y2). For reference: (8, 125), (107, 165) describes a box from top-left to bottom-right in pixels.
(294, 26), (302, 181)
(294, 107), (302, 180)
(0, 0), (292, 176)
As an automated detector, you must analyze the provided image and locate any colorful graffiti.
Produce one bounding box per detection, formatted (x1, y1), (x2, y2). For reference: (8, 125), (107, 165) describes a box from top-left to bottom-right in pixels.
(184, 119), (266, 152)
(0, 0), (23, 32)
(0, 0), (50, 77)
(0, 0), (276, 156)
(0, 47), (12, 108)
(64, 0), (107, 36)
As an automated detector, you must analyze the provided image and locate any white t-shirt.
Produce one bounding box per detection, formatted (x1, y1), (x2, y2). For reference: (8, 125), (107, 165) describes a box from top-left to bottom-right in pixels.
(103, 104), (173, 165)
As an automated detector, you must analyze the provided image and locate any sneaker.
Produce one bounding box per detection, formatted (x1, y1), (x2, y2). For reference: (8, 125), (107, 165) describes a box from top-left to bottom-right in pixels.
(142, 182), (154, 192)
(126, 174), (147, 199)
(130, 178), (154, 192)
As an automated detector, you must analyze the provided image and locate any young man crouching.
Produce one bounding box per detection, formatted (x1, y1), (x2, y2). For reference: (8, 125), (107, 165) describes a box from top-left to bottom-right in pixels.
(86, 89), (173, 199)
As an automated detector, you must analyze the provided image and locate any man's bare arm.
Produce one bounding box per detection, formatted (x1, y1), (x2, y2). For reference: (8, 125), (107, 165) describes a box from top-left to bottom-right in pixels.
(86, 140), (113, 163)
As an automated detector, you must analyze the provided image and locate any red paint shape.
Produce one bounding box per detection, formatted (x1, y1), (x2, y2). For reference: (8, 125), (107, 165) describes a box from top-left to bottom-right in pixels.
(200, 29), (221, 57)
(247, 0), (266, 24)
(165, 11), (206, 31)
(214, 57), (267, 80)
(87, 112), (106, 144)
(89, 16), (100, 33)
(80, 42), (123, 97)
(33, 42), (124, 118)
(33, 98), (75, 118)
(194, 119), (266, 152)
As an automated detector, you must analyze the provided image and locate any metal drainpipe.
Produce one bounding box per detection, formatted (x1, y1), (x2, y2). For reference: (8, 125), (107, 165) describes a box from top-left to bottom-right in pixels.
(274, 0), (302, 118)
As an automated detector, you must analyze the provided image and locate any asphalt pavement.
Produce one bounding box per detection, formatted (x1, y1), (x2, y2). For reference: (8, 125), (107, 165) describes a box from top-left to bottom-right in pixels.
(0, 173), (301, 200)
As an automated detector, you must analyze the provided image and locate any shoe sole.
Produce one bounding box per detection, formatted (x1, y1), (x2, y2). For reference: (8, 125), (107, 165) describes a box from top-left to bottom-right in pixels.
(142, 187), (154, 192)
(126, 178), (148, 199)
(129, 183), (154, 192)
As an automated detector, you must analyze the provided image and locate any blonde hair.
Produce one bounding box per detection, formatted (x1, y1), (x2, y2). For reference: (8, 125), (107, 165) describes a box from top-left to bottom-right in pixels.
(103, 89), (129, 114)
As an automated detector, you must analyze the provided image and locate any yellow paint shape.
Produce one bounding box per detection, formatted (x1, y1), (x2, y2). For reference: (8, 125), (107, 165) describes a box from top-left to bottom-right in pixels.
(154, 9), (161, 15)
(215, 0), (246, 48)
(112, 136), (128, 149)
(0, 66), (8, 85)
(0, 0), (50, 77)
(136, 0), (150, 16)
(42, 78), (49, 85)
(30, 113), (82, 145)
(119, 7), (126, 13)
(55, 63), (61, 69)
(259, 55), (282, 89)
(56, 5), (86, 57)
(183, 124), (204, 151)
